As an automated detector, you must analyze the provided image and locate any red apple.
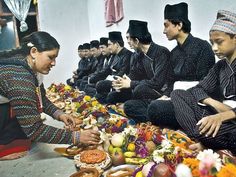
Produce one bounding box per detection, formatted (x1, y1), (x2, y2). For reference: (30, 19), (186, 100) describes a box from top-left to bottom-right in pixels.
(111, 150), (125, 166)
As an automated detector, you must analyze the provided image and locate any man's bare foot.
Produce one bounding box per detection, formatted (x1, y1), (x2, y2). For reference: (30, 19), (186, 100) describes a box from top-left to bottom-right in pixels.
(189, 142), (205, 156)
(0, 151), (28, 160)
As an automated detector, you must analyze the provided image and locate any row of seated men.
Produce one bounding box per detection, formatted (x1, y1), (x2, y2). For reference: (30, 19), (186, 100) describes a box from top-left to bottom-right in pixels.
(65, 2), (236, 156)
(66, 2), (215, 129)
(66, 32), (132, 101)
(67, 19), (215, 111)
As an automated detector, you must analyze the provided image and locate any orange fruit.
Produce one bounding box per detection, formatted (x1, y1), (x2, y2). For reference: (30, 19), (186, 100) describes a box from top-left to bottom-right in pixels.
(127, 143), (135, 152)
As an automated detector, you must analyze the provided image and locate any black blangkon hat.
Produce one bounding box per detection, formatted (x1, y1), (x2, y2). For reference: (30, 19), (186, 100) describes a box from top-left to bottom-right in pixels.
(90, 40), (100, 48)
(128, 20), (149, 38)
(164, 2), (190, 25)
(99, 37), (108, 46)
(78, 45), (83, 50)
(83, 43), (91, 49)
(108, 31), (123, 41)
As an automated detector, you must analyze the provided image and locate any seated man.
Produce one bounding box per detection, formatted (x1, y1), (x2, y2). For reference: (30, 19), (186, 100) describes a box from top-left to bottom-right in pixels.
(75, 43), (94, 89)
(83, 37), (114, 97)
(79, 40), (105, 91)
(112, 20), (170, 118)
(95, 31), (132, 104)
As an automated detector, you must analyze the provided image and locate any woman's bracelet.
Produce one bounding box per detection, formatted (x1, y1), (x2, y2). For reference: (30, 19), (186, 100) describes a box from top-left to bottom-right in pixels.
(73, 131), (80, 145)
(53, 110), (65, 120)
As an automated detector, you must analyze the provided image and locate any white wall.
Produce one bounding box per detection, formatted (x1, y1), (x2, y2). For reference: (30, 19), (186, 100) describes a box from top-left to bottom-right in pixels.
(38, 0), (236, 87)
(38, 0), (90, 87)
(88, 0), (236, 50)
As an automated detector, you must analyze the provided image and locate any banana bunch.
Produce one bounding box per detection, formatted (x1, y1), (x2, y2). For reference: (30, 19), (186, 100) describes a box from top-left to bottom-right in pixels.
(124, 151), (150, 164)
(125, 157), (149, 165)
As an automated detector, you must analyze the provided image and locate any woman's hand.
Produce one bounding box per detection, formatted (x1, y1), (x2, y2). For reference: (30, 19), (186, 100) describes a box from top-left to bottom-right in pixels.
(79, 129), (101, 145)
(197, 114), (223, 137)
(59, 114), (76, 130)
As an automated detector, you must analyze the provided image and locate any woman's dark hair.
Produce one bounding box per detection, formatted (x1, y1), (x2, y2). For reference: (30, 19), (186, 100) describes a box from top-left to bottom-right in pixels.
(0, 31), (60, 58)
(130, 32), (153, 44)
(169, 19), (191, 33)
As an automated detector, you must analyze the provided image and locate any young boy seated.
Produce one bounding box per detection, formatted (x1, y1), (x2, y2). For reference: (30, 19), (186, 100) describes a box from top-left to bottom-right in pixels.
(171, 10), (236, 156)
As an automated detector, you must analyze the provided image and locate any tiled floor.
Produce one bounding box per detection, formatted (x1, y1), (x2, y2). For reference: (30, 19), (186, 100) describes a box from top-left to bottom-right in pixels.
(0, 117), (78, 177)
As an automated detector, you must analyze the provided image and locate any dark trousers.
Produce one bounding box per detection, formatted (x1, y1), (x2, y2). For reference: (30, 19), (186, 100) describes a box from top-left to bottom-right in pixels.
(0, 103), (27, 145)
(75, 79), (83, 89)
(95, 80), (112, 104)
(132, 84), (162, 100)
(147, 99), (180, 130)
(171, 89), (236, 154)
(84, 84), (97, 97)
(124, 99), (150, 123)
(107, 89), (133, 104)
(79, 76), (89, 91)
(124, 97), (180, 129)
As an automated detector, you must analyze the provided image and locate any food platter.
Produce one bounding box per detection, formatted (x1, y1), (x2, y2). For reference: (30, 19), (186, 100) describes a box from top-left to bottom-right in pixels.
(74, 150), (112, 171)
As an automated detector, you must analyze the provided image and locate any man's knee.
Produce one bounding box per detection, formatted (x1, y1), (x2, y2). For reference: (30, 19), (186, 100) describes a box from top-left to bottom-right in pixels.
(124, 100), (137, 115)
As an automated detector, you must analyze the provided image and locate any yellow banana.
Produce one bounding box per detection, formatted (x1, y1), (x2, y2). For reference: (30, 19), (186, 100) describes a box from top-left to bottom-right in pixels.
(124, 151), (136, 158)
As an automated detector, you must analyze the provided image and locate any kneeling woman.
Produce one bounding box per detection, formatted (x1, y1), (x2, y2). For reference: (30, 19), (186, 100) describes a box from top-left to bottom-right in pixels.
(0, 31), (100, 160)
(171, 10), (236, 155)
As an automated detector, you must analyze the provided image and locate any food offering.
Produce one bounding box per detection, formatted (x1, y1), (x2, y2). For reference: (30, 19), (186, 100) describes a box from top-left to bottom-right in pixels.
(108, 124), (163, 166)
(47, 83), (107, 115)
(80, 149), (106, 164)
(74, 149), (112, 171)
(48, 83), (236, 177)
(165, 129), (195, 154)
(136, 122), (164, 144)
(47, 83), (82, 114)
(99, 113), (129, 134)
(47, 83), (81, 100)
